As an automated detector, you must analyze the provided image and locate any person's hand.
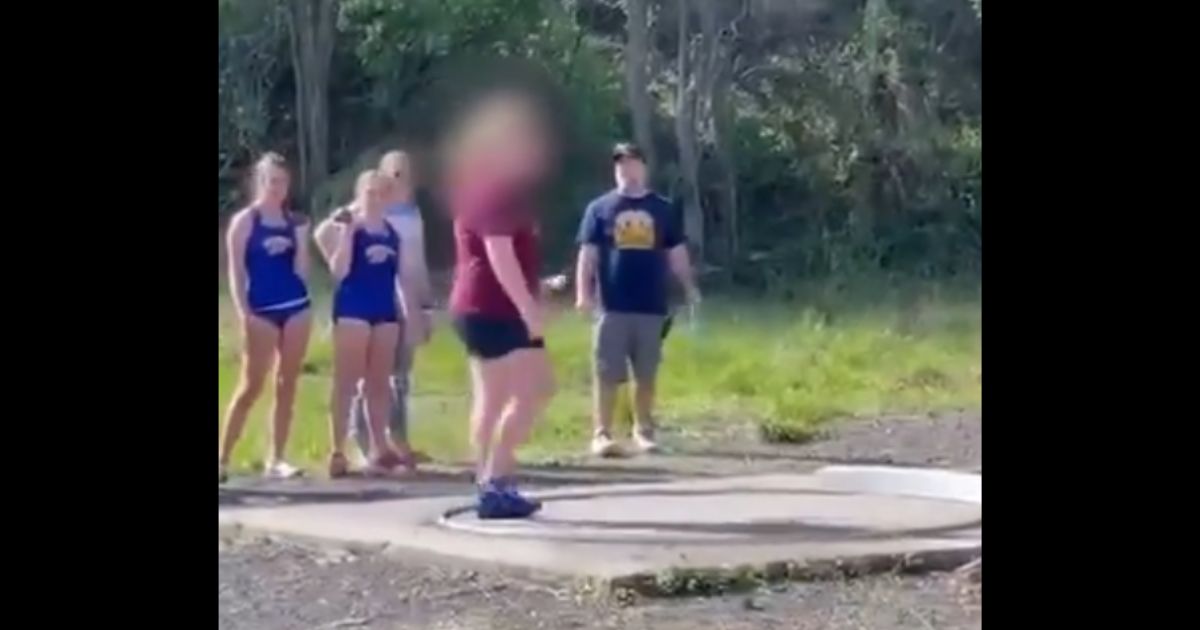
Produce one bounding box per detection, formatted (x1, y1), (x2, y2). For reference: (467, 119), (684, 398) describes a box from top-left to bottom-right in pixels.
(542, 274), (569, 293)
(409, 309), (433, 345)
(520, 305), (545, 340)
(575, 293), (595, 313)
(419, 309), (434, 344)
(685, 285), (702, 305)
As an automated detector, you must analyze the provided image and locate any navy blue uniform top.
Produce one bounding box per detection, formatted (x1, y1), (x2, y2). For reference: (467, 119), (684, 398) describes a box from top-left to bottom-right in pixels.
(244, 210), (309, 312)
(576, 190), (684, 315)
(333, 222), (402, 321)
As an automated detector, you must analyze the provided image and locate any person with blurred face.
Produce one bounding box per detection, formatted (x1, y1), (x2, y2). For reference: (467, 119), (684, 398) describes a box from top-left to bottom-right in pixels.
(314, 170), (409, 478)
(220, 152), (313, 482)
(346, 150), (433, 469)
(446, 91), (557, 519)
(575, 143), (699, 457)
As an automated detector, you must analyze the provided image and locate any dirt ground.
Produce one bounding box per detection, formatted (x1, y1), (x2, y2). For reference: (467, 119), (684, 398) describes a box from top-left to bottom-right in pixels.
(219, 412), (982, 630)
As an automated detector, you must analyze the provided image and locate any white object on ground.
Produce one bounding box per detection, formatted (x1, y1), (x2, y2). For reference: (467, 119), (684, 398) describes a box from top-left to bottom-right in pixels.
(263, 460), (304, 480)
(590, 433), (622, 458)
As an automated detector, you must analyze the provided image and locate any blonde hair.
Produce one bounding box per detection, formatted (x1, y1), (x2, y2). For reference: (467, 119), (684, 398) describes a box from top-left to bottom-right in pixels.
(252, 151), (288, 197)
(355, 169), (380, 198)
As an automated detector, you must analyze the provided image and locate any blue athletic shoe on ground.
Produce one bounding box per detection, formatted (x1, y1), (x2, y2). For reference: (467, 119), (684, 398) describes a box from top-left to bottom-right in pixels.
(493, 476), (543, 510)
(476, 479), (542, 519)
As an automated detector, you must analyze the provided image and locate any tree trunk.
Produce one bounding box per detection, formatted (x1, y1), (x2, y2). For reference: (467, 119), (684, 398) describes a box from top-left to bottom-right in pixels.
(287, 0), (336, 208)
(695, 0), (743, 264)
(674, 0), (703, 262)
(622, 0), (657, 174)
(711, 63), (739, 261)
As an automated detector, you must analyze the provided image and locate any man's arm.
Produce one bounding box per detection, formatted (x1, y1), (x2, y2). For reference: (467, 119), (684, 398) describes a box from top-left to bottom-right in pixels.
(662, 197), (699, 303)
(575, 245), (599, 310)
(574, 202), (603, 311)
(668, 244), (700, 303)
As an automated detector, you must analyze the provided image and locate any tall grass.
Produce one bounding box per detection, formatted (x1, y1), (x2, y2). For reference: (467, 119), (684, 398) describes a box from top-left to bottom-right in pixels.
(217, 276), (980, 472)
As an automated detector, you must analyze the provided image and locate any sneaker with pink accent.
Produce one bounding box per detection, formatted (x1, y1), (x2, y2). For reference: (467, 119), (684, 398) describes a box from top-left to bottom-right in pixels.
(263, 460), (304, 480)
(364, 451), (409, 478)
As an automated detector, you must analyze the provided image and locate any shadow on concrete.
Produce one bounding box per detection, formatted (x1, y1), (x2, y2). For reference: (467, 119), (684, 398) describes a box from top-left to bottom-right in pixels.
(520, 462), (680, 485)
(529, 517), (984, 544)
(218, 464), (674, 510)
(440, 487), (981, 544)
(657, 447), (924, 467)
(219, 469), (475, 509)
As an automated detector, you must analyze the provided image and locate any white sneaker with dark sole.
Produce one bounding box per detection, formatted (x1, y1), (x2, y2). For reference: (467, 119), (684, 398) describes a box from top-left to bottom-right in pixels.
(263, 460), (304, 480)
(632, 431), (660, 454)
(590, 433), (622, 458)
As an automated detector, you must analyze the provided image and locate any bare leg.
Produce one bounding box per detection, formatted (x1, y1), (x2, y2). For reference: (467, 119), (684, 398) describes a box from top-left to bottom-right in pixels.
(269, 310), (312, 463)
(331, 321), (371, 463)
(592, 377), (618, 436)
(364, 323), (401, 459)
(469, 358), (510, 483)
(389, 341), (414, 454)
(490, 349), (556, 479)
(632, 376), (656, 436)
(220, 316), (279, 466)
(629, 314), (664, 449)
(348, 381), (371, 460)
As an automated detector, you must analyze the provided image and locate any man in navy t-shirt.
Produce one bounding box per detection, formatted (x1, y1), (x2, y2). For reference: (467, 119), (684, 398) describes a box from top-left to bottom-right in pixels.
(575, 143), (700, 457)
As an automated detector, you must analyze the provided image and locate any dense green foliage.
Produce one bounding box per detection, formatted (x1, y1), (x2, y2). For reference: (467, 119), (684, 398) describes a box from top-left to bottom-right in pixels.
(218, 0), (981, 283)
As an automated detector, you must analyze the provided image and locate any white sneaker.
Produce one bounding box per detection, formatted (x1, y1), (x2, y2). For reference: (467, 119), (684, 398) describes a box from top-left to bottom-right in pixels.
(351, 449), (371, 471)
(632, 430), (660, 454)
(590, 432), (622, 458)
(263, 460), (304, 480)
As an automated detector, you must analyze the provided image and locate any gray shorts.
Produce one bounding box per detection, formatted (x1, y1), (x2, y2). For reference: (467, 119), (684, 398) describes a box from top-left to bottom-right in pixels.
(593, 312), (666, 385)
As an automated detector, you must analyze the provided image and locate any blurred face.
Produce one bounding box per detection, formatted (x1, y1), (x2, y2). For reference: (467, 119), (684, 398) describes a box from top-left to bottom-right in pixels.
(457, 94), (551, 186)
(502, 120), (549, 182)
(257, 164), (290, 206)
(614, 156), (646, 191)
(356, 172), (387, 216)
(380, 152), (413, 190)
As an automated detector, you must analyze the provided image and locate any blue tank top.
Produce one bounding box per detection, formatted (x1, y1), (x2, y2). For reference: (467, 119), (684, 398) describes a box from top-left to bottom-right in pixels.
(334, 222), (402, 319)
(244, 210), (309, 311)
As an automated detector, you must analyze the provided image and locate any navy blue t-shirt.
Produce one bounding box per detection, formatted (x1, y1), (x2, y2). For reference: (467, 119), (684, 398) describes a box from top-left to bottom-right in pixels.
(577, 190), (684, 315)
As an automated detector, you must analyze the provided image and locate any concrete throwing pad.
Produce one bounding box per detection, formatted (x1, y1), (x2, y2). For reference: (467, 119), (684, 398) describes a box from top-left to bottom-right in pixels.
(219, 467), (981, 589)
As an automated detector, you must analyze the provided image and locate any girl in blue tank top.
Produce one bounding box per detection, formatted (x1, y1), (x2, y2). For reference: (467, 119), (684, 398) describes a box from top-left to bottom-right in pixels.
(314, 170), (409, 479)
(244, 210), (310, 325)
(220, 153), (313, 483)
(331, 217), (401, 324)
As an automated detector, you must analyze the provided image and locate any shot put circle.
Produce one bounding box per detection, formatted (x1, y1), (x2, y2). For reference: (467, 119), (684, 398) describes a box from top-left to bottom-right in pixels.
(439, 476), (980, 545)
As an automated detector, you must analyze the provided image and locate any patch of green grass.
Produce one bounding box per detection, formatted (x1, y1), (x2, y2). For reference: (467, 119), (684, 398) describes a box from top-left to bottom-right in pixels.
(218, 277), (981, 471)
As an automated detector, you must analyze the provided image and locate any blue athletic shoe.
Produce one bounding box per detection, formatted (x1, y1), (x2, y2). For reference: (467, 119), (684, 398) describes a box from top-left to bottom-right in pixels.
(476, 480), (542, 519)
(492, 476), (543, 510)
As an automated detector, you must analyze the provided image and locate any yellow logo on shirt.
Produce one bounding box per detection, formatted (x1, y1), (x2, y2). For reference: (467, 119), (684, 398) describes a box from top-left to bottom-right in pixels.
(262, 236), (293, 255)
(366, 244), (396, 264)
(613, 209), (656, 250)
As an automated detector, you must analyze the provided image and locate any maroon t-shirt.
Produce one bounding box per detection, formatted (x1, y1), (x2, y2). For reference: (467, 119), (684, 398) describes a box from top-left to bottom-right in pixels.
(448, 178), (540, 319)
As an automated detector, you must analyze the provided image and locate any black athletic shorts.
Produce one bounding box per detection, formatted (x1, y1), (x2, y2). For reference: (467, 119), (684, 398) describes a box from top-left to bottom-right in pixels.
(452, 314), (545, 360)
